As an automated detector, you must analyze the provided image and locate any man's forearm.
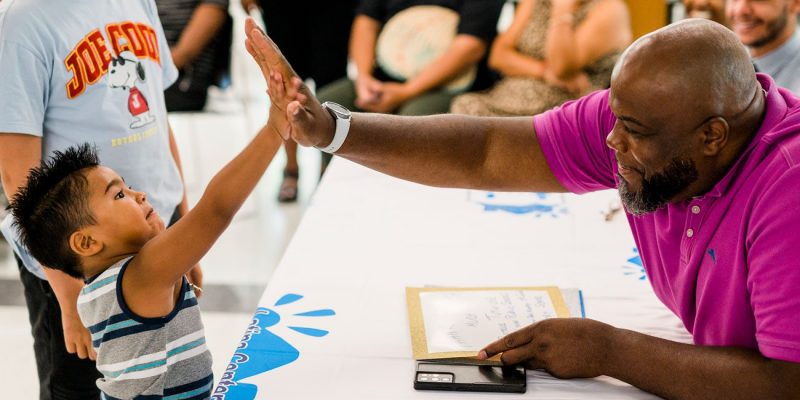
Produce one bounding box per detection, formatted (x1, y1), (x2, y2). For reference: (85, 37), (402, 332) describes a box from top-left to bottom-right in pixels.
(335, 113), (564, 192)
(607, 328), (800, 399)
(243, 18), (563, 193)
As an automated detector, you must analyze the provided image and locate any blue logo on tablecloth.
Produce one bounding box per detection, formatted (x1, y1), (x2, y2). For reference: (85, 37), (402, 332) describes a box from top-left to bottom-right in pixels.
(622, 247), (646, 280)
(470, 191), (568, 217)
(212, 294), (335, 399)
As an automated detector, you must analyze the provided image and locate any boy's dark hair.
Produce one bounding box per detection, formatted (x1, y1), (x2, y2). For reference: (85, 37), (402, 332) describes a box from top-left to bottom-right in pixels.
(8, 144), (100, 279)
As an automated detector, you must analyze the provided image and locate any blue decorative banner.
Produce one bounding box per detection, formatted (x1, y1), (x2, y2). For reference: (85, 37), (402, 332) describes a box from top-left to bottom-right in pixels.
(212, 294), (335, 399)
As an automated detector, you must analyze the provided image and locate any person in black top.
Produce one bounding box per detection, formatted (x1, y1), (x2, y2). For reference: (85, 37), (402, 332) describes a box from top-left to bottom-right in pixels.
(157, 0), (231, 112)
(322, 0), (504, 115)
(315, 0), (504, 172)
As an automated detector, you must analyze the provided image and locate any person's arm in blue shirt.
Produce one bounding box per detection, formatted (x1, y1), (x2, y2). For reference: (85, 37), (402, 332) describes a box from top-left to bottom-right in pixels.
(0, 133), (97, 361)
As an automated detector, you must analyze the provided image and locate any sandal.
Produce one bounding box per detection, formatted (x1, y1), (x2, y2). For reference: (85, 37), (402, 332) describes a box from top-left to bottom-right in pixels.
(278, 169), (299, 203)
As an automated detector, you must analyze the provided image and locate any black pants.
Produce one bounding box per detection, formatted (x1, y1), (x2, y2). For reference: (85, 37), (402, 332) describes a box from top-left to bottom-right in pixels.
(164, 83), (208, 112)
(17, 257), (101, 400)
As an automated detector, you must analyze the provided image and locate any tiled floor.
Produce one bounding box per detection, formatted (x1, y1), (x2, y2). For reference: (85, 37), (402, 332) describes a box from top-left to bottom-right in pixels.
(0, 6), (323, 396)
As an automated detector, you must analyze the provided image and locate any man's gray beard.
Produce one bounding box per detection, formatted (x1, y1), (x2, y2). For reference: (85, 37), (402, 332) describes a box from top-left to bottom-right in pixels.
(617, 158), (699, 216)
(618, 179), (658, 216)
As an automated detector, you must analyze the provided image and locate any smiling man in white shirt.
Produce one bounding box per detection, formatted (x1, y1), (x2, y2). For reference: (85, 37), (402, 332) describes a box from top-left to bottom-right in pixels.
(727, 0), (800, 93)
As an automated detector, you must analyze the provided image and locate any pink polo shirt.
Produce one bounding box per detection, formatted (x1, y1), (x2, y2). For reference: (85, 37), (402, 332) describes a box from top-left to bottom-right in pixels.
(534, 74), (800, 362)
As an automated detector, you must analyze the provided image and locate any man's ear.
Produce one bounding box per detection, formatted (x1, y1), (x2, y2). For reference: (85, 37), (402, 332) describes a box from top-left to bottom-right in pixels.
(701, 117), (729, 157)
(69, 229), (103, 257)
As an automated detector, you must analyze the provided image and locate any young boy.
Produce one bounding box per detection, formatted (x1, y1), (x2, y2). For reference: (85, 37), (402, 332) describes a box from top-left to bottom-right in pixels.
(8, 97), (285, 398)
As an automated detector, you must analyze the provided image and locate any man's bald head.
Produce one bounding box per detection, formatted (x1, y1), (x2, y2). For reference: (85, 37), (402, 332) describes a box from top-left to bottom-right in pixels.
(607, 19), (767, 215)
(612, 19), (757, 119)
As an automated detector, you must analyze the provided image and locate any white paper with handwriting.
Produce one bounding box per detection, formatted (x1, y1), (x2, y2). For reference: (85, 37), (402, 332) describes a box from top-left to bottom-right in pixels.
(419, 289), (560, 353)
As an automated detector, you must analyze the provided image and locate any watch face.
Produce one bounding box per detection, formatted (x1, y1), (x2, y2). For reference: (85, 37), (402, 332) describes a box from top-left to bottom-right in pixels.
(324, 101), (351, 118)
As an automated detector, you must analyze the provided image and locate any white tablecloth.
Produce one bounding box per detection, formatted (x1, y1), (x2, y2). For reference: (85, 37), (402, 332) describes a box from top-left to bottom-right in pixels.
(213, 159), (692, 400)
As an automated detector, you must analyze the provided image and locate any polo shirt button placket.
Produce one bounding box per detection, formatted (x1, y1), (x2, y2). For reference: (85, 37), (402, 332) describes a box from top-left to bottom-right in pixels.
(688, 203), (699, 238)
(682, 200), (704, 261)
(689, 201), (703, 237)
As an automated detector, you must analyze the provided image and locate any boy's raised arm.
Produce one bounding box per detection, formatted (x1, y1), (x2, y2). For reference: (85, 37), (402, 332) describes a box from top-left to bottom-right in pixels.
(124, 94), (285, 315)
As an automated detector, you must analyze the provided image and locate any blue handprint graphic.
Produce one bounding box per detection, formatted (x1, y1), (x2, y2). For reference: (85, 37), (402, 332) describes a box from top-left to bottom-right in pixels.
(622, 247), (646, 281)
(471, 191), (568, 217)
(212, 294), (335, 399)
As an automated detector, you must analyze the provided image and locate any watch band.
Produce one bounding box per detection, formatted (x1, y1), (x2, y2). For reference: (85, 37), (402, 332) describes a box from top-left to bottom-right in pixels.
(318, 102), (351, 154)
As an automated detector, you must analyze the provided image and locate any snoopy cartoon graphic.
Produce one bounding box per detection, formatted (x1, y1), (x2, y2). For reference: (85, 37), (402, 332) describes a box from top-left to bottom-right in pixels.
(108, 50), (155, 129)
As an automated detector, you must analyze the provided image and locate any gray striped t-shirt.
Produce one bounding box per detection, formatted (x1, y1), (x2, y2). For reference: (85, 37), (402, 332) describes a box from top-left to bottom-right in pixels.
(78, 257), (213, 399)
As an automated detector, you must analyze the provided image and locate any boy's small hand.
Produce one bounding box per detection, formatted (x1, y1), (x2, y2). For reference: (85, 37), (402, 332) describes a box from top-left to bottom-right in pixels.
(265, 71), (293, 139)
(62, 312), (97, 360)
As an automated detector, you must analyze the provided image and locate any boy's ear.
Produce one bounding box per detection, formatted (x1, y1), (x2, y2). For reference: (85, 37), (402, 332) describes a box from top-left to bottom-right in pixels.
(69, 229), (103, 257)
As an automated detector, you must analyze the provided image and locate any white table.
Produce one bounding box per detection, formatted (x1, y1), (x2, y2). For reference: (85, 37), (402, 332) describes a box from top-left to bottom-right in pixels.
(212, 159), (692, 400)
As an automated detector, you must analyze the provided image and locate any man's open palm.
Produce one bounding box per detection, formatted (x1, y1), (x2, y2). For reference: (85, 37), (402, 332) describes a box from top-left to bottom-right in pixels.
(244, 18), (334, 149)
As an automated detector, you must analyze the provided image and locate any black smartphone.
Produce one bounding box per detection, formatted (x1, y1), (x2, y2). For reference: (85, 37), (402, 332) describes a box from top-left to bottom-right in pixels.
(414, 361), (526, 393)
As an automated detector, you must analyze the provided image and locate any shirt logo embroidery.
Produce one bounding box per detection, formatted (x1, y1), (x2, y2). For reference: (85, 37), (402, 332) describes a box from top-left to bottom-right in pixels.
(708, 249), (717, 264)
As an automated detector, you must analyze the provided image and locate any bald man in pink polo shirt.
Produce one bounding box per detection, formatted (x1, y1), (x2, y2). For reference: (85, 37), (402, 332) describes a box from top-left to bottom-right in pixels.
(244, 17), (800, 398)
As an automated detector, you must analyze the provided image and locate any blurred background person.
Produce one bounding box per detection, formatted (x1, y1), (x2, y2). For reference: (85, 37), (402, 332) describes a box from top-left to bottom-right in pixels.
(242, 0), (357, 202)
(316, 0), (505, 173)
(727, 0), (800, 93)
(683, 0), (728, 25)
(157, 0), (232, 111)
(451, 0), (631, 117)
(318, 0), (505, 116)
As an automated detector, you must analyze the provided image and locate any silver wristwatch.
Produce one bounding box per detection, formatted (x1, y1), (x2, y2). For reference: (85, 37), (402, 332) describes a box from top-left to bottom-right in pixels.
(317, 101), (352, 154)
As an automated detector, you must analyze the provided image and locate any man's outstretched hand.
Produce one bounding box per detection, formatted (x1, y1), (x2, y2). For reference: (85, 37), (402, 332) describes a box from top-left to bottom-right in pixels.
(243, 17), (335, 149)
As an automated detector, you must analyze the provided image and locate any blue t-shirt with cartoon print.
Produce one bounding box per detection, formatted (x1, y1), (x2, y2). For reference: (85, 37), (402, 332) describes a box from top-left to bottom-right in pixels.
(0, 0), (181, 279)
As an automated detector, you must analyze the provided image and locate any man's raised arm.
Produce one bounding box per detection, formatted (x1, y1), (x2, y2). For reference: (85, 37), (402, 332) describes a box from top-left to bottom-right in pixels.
(243, 18), (566, 193)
